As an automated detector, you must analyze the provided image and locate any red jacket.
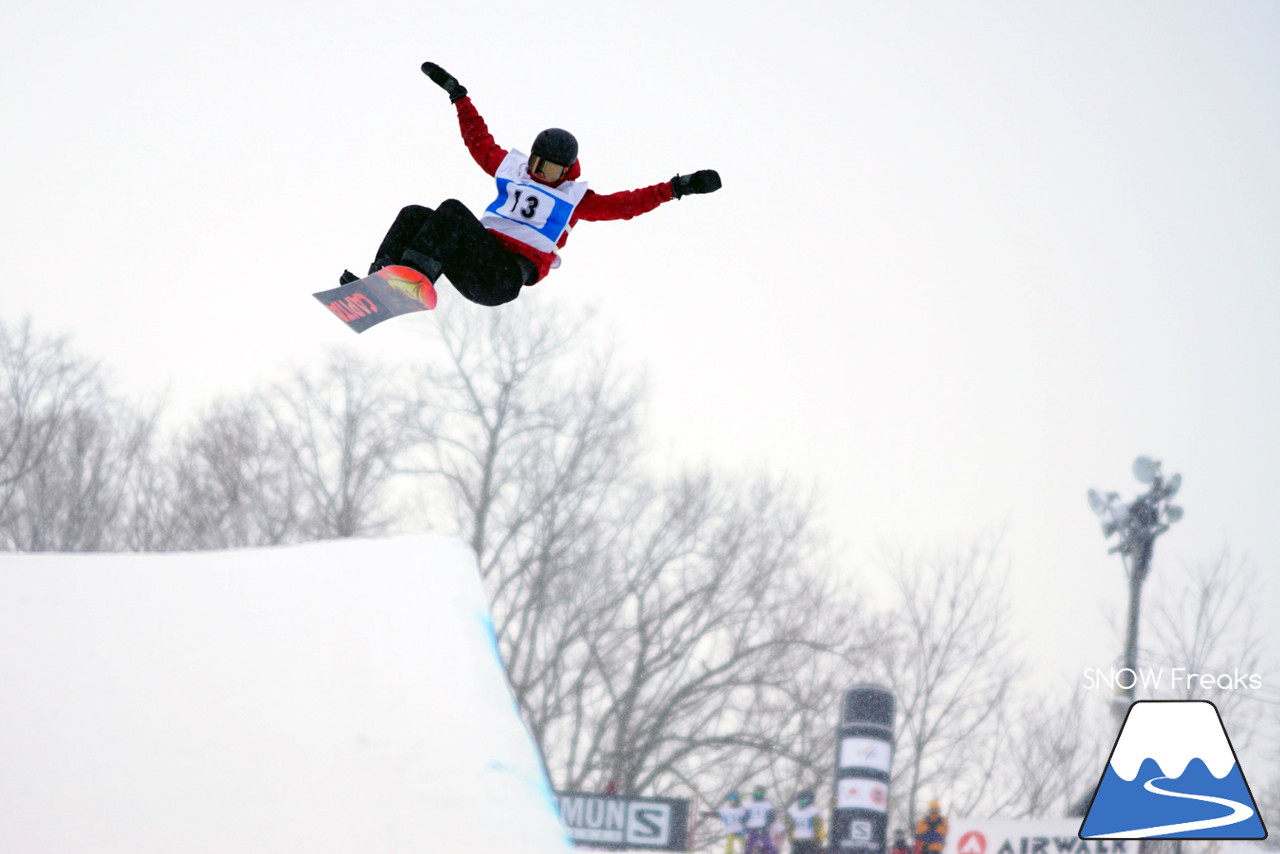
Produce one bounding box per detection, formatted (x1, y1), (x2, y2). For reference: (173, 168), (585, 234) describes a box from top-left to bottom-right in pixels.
(453, 96), (675, 283)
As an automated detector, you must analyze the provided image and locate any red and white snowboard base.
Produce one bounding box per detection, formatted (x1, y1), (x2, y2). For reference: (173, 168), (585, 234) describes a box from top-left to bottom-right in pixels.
(314, 266), (437, 333)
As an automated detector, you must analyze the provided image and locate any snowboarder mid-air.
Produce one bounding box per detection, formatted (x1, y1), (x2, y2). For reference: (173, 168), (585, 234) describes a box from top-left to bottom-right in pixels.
(341, 61), (723, 308)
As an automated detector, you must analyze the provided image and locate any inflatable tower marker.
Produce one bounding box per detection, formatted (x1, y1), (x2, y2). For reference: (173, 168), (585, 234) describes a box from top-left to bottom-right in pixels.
(833, 684), (895, 853)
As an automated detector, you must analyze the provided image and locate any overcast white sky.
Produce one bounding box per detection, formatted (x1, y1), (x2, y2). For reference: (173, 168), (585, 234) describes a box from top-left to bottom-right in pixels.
(3, 1), (1278, 711)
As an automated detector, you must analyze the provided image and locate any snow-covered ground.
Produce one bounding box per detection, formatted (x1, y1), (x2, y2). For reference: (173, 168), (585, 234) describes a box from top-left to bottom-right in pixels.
(0, 535), (574, 854)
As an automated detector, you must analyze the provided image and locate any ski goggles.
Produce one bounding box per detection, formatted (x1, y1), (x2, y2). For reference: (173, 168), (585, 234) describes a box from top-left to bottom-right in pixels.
(528, 155), (569, 182)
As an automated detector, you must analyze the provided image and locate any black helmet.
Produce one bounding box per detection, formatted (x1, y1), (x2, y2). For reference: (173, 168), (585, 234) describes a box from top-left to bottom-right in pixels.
(798, 789), (815, 803)
(531, 127), (578, 166)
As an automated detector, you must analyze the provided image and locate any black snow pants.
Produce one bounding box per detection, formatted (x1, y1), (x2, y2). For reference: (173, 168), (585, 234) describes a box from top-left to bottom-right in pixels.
(373, 200), (537, 307)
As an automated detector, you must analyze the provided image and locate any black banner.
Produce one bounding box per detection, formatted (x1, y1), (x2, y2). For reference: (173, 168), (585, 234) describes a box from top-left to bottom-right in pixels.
(833, 684), (895, 854)
(556, 792), (689, 850)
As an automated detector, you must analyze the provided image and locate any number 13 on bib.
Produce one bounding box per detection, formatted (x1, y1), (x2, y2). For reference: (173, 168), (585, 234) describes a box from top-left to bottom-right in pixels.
(480, 150), (589, 262)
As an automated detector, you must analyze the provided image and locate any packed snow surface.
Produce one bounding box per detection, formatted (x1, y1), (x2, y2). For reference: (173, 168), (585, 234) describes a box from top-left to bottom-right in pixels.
(0, 535), (573, 854)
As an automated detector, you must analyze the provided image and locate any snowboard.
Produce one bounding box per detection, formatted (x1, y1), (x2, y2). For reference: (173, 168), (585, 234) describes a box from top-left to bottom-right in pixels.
(313, 265), (438, 333)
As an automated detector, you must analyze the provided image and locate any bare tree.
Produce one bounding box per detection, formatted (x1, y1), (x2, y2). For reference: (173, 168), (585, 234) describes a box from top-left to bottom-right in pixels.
(873, 536), (1023, 829)
(1142, 548), (1278, 851)
(1, 319), (98, 544)
(151, 399), (307, 549)
(121, 437), (185, 552)
(261, 351), (416, 539)
(122, 352), (417, 551)
(404, 302), (638, 563)
(565, 473), (858, 797)
(403, 302), (643, 734)
(1258, 734), (1280, 851)
(405, 300), (633, 746)
(406, 302), (872, 809)
(987, 687), (1113, 819)
(0, 318), (158, 552)
(1144, 551), (1269, 731)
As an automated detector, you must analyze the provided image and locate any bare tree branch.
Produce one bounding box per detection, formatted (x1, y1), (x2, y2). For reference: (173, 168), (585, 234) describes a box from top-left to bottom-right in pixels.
(872, 535), (1023, 828)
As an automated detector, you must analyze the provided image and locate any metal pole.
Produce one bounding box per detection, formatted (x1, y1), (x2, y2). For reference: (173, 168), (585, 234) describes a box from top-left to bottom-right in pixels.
(1123, 559), (1143, 700)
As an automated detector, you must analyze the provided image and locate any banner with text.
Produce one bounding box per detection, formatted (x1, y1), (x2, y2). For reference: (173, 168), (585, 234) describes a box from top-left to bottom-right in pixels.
(557, 792), (689, 850)
(943, 819), (1133, 854)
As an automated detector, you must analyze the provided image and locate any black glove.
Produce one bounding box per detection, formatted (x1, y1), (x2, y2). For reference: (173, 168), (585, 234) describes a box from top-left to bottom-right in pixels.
(421, 61), (468, 103)
(671, 169), (721, 199)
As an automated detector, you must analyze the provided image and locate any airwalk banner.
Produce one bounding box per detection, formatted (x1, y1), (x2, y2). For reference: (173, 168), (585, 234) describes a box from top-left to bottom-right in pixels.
(557, 792), (689, 850)
(943, 819), (1133, 854)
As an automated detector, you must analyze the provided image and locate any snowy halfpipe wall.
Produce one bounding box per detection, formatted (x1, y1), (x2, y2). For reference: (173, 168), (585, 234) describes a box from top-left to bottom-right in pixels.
(0, 535), (574, 854)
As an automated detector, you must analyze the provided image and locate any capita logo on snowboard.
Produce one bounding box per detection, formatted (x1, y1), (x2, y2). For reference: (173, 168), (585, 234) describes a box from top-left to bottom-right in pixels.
(1079, 700), (1267, 840)
(313, 266), (437, 334)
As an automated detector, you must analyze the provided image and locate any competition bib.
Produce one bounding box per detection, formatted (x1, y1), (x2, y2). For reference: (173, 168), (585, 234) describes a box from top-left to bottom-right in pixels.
(719, 805), (748, 834)
(481, 150), (588, 262)
(788, 805), (822, 839)
(745, 801), (773, 828)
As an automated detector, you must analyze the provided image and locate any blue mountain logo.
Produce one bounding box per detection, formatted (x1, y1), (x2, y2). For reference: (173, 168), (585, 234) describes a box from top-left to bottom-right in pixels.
(1080, 700), (1267, 840)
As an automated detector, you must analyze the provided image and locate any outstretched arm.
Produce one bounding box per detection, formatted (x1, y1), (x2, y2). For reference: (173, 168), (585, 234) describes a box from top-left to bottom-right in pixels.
(453, 96), (507, 176)
(576, 169), (721, 222)
(575, 182), (674, 221)
(421, 62), (507, 176)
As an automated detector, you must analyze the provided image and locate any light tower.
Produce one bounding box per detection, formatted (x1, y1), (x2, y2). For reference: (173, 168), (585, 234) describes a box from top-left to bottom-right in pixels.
(1087, 456), (1184, 715)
